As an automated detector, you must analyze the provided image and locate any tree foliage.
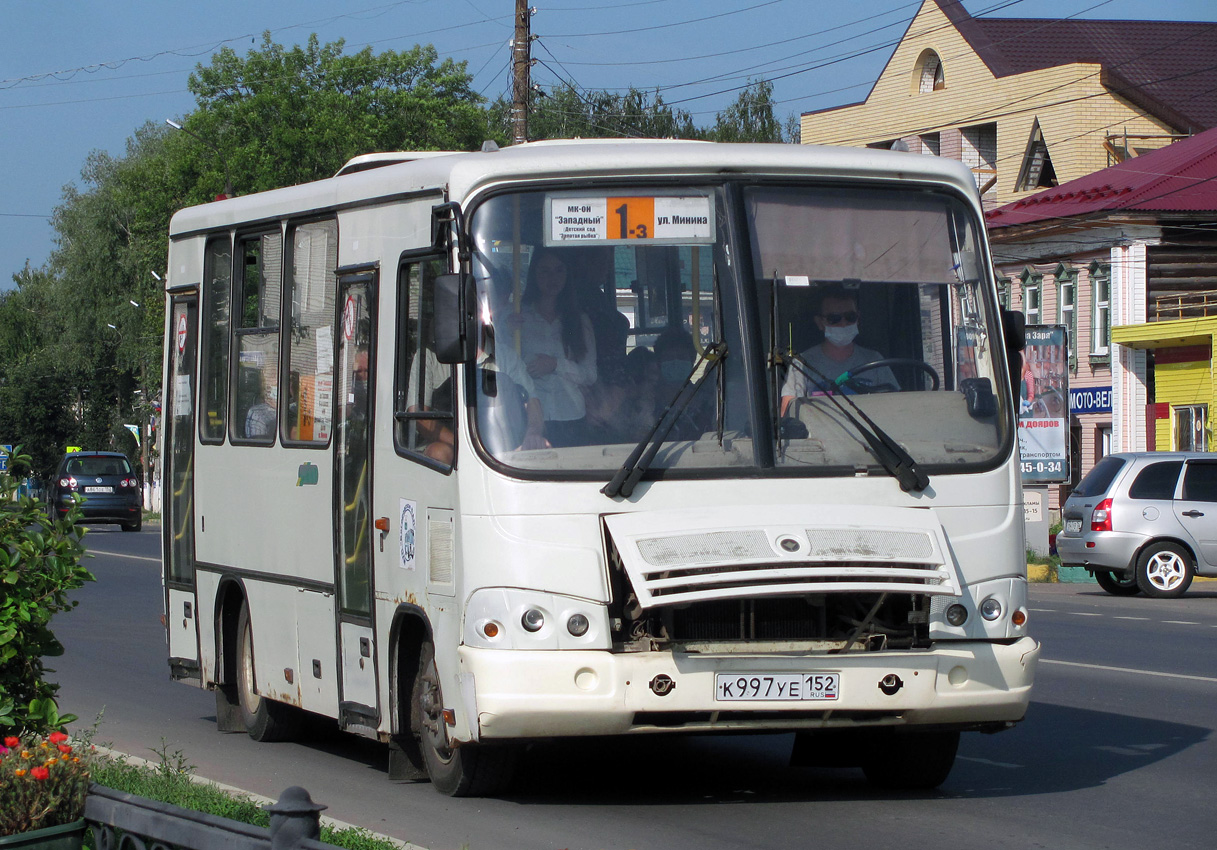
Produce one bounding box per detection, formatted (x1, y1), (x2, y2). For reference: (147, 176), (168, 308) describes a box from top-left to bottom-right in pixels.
(1, 30), (797, 479)
(185, 34), (491, 196)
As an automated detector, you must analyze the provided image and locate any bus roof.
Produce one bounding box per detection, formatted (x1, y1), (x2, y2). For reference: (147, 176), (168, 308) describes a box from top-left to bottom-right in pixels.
(168, 139), (982, 238)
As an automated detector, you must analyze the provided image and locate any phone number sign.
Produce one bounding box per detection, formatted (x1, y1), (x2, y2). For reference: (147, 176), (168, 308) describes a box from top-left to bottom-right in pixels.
(547, 195), (714, 245)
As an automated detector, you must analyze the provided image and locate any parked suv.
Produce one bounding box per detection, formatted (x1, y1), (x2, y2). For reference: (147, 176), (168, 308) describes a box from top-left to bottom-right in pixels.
(1058, 452), (1217, 598)
(47, 451), (142, 532)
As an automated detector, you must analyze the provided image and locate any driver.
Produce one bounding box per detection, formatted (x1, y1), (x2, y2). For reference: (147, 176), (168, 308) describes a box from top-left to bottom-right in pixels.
(780, 285), (898, 414)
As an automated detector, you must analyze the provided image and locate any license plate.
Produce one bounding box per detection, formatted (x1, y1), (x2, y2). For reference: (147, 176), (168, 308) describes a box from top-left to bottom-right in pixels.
(84, 486), (113, 494)
(1066, 519), (1082, 533)
(715, 672), (839, 702)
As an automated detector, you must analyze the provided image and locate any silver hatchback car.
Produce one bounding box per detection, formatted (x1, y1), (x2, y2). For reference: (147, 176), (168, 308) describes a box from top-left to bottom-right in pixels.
(1057, 452), (1217, 598)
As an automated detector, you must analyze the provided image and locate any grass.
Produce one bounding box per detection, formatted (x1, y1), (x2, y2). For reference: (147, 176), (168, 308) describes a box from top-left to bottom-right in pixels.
(89, 743), (403, 850)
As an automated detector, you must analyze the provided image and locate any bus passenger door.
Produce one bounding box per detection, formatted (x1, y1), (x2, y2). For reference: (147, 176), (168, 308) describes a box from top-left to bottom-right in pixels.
(164, 294), (200, 679)
(334, 269), (380, 733)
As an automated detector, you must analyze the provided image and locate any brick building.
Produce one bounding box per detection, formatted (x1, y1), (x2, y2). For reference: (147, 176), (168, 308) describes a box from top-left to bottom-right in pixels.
(800, 0), (1217, 209)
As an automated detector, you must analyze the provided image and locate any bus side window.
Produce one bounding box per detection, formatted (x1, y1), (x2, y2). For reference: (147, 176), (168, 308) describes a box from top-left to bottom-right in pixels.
(395, 256), (455, 468)
(284, 219), (338, 445)
(230, 230), (282, 445)
(200, 236), (232, 443)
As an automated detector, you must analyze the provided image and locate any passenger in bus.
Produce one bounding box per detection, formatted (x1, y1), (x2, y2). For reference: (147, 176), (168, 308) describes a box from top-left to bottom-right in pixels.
(779, 285), (897, 415)
(650, 325), (714, 440)
(505, 248), (597, 447)
(243, 371), (277, 439)
(573, 246), (629, 368)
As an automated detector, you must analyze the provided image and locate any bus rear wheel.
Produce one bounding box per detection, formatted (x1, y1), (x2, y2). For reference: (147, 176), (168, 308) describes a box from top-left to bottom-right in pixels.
(236, 603), (303, 742)
(413, 641), (517, 797)
(860, 729), (959, 790)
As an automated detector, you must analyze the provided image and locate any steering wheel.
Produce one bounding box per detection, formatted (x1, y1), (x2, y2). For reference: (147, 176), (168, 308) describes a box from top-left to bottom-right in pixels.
(841, 358), (940, 393)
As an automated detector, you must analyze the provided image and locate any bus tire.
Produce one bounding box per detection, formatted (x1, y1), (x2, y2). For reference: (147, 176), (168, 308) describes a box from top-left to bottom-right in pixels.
(413, 640), (517, 797)
(861, 729), (959, 790)
(236, 603), (303, 742)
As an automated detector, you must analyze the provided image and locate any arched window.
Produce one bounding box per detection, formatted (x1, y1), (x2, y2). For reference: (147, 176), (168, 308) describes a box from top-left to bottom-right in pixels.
(915, 50), (945, 93)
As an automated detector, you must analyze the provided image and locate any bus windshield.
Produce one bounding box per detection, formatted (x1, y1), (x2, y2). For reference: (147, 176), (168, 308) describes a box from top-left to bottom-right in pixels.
(468, 183), (1008, 477)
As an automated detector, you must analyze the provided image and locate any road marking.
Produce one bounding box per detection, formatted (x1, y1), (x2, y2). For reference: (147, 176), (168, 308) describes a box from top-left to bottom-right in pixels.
(1068, 612), (1102, 616)
(1114, 616), (1150, 621)
(1029, 608), (1056, 612)
(85, 549), (161, 564)
(957, 755), (1023, 769)
(1163, 620), (1201, 626)
(1042, 659), (1217, 684)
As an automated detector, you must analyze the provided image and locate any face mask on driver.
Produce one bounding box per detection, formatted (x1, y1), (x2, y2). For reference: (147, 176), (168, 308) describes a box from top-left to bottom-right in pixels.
(823, 323), (859, 347)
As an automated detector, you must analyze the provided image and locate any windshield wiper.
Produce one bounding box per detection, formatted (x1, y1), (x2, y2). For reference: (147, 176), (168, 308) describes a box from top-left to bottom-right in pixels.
(602, 342), (727, 499)
(785, 354), (929, 493)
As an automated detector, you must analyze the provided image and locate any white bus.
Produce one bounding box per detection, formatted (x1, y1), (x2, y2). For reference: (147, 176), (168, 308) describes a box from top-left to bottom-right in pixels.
(161, 140), (1038, 797)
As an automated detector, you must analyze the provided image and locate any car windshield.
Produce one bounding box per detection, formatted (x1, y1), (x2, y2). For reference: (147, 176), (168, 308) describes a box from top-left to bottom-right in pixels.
(467, 183), (1009, 478)
(65, 456), (132, 477)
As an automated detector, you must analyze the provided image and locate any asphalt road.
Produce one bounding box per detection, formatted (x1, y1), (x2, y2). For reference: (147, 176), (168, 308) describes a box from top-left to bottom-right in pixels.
(51, 526), (1217, 850)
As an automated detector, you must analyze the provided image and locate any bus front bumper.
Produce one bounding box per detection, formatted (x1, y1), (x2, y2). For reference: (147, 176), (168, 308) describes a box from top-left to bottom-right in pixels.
(457, 636), (1040, 740)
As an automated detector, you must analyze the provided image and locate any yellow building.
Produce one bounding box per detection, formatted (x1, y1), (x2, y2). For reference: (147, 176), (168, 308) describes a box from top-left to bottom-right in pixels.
(800, 0), (1217, 209)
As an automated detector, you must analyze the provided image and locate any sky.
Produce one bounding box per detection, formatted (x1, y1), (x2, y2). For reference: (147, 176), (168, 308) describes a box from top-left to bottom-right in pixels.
(4, 0), (1217, 291)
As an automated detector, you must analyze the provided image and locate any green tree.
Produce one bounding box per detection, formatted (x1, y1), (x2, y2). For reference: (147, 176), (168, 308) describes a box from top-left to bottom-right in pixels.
(709, 79), (790, 144)
(497, 84), (700, 141)
(183, 34), (491, 197)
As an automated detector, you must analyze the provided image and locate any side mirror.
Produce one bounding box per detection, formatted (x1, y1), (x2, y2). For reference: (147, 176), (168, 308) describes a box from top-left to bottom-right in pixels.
(434, 272), (476, 364)
(1001, 309), (1026, 400)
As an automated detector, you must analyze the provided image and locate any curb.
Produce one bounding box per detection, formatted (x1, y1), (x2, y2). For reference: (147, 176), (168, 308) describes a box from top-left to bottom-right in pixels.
(95, 747), (421, 850)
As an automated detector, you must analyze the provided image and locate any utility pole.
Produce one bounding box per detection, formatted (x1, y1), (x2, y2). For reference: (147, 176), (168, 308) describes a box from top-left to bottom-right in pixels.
(511, 0), (532, 145)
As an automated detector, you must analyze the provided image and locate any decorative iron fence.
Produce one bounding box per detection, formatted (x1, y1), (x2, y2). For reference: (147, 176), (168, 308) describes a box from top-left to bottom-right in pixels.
(84, 784), (338, 850)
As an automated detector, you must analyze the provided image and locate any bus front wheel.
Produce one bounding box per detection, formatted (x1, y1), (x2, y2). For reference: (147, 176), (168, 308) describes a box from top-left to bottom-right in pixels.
(236, 603), (303, 742)
(413, 641), (517, 796)
(860, 729), (959, 790)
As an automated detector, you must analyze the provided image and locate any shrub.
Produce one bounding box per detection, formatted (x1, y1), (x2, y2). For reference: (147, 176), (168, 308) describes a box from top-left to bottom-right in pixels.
(0, 728), (97, 835)
(0, 446), (93, 735)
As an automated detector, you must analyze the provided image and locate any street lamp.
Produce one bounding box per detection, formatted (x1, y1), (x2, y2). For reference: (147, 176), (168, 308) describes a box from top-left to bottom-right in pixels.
(166, 118), (235, 199)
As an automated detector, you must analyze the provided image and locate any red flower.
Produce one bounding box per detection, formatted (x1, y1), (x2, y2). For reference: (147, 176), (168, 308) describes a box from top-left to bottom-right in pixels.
(48, 732), (69, 745)
(57, 744), (72, 754)
(30, 766), (49, 781)
(3, 736), (19, 749)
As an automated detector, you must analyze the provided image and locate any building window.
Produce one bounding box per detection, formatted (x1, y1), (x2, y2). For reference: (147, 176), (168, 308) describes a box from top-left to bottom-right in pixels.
(1056, 264), (1077, 371)
(1173, 405), (1208, 452)
(919, 132), (940, 156)
(1020, 268), (1041, 324)
(996, 275), (1012, 309)
(1090, 262), (1111, 357)
(1015, 119), (1058, 191)
(962, 123), (997, 194)
(916, 50), (945, 93)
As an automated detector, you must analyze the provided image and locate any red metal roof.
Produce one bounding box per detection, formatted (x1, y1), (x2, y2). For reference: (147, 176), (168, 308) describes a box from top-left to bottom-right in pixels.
(986, 126), (1217, 228)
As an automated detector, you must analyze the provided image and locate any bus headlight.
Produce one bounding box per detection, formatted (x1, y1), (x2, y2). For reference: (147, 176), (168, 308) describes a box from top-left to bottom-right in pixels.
(567, 613), (590, 637)
(463, 588), (610, 650)
(980, 597), (1002, 621)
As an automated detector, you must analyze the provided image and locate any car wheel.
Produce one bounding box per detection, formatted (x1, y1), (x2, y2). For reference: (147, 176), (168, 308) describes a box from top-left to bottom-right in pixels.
(1135, 542), (1194, 599)
(122, 517), (142, 532)
(414, 640), (518, 796)
(236, 603), (303, 741)
(1093, 569), (1140, 596)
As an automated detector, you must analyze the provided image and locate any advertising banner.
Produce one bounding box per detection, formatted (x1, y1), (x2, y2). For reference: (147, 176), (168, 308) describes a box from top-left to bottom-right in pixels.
(1019, 325), (1070, 484)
